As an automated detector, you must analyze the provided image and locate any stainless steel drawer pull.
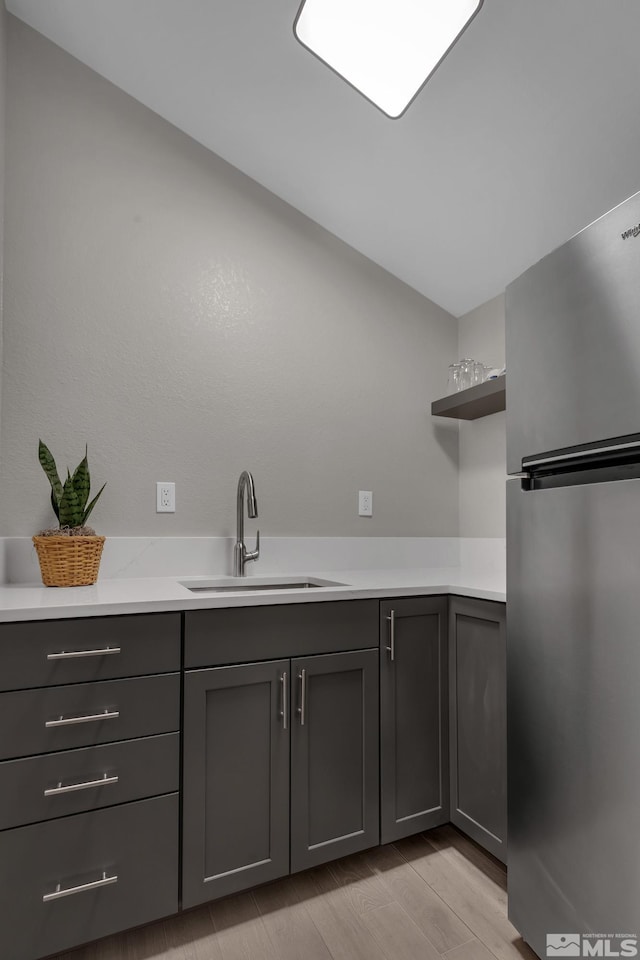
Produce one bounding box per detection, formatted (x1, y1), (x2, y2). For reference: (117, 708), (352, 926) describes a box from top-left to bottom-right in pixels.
(43, 871), (118, 903)
(44, 773), (119, 797)
(387, 610), (395, 661)
(280, 671), (288, 730)
(45, 709), (120, 728)
(47, 647), (121, 661)
(297, 668), (307, 726)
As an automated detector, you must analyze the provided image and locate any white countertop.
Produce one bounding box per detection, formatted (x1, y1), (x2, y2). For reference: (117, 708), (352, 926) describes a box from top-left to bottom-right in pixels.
(0, 565), (505, 622)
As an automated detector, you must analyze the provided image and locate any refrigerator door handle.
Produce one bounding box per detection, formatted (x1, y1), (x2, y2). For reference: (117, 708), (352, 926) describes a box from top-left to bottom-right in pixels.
(523, 437), (640, 471)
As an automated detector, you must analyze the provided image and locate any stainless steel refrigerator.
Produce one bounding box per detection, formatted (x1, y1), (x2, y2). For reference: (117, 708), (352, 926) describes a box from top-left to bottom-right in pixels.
(506, 190), (640, 958)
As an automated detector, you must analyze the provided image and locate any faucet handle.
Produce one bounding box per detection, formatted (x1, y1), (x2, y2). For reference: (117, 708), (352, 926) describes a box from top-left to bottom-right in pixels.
(246, 529), (260, 564)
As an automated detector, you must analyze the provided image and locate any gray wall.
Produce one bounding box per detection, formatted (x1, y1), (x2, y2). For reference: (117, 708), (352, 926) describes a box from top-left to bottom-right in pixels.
(0, 2), (6, 437)
(0, 18), (458, 538)
(458, 294), (506, 537)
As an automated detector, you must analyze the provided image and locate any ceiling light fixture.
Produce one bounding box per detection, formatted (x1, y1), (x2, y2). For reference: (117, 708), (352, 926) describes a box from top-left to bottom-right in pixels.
(294, 0), (483, 119)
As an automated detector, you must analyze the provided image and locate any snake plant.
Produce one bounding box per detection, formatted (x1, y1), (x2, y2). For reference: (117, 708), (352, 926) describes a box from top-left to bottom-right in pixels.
(38, 440), (106, 529)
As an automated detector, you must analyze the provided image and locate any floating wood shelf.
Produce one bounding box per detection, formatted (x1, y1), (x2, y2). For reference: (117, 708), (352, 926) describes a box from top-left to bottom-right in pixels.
(431, 375), (506, 420)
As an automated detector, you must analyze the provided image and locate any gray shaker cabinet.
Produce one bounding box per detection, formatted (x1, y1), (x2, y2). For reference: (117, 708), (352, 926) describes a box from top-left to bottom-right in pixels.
(290, 649), (379, 873)
(380, 597), (449, 843)
(0, 613), (181, 960)
(182, 647), (379, 906)
(449, 597), (507, 862)
(182, 660), (290, 908)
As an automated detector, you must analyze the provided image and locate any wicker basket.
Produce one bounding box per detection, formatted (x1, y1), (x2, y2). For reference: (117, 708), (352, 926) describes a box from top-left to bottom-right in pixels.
(33, 535), (106, 587)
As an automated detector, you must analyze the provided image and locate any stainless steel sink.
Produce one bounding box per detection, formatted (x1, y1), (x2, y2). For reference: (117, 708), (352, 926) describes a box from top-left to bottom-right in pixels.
(179, 576), (347, 594)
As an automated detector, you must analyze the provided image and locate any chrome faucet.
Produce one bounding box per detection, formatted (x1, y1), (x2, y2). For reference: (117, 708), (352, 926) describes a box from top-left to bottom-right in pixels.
(233, 470), (260, 576)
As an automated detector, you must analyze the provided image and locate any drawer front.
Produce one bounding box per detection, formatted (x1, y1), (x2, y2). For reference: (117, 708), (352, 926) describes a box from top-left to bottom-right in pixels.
(0, 732), (179, 830)
(0, 794), (179, 960)
(0, 613), (181, 692)
(0, 673), (180, 760)
(185, 599), (379, 667)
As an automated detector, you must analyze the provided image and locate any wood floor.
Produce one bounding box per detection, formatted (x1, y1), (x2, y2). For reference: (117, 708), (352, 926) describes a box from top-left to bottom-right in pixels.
(53, 826), (537, 960)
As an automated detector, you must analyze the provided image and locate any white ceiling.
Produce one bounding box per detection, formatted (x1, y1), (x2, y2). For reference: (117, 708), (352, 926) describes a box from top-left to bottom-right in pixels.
(7, 0), (640, 317)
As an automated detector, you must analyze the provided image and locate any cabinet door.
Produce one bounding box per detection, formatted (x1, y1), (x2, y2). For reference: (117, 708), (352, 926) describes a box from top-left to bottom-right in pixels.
(182, 660), (290, 907)
(290, 649), (379, 872)
(380, 597), (449, 843)
(449, 597), (507, 862)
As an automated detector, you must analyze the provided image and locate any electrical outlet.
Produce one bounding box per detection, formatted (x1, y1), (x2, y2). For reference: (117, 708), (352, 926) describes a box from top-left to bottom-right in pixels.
(358, 490), (373, 517)
(156, 482), (175, 513)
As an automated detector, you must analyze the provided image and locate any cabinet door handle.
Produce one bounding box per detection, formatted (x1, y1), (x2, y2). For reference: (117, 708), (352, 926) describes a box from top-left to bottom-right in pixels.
(47, 647), (121, 661)
(43, 871), (118, 903)
(45, 709), (119, 728)
(297, 668), (307, 726)
(280, 671), (288, 729)
(386, 610), (395, 661)
(44, 773), (119, 797)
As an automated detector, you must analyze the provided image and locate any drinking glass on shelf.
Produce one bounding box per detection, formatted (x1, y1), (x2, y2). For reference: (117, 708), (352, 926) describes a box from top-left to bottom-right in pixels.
(447, 363), (462, 394)
(472, 361), (486, 385)
(459, 358), (474, 390)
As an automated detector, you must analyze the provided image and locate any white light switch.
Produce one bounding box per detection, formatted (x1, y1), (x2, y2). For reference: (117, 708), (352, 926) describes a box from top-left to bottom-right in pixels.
(156, 482), (175, 513)
(358, 490), (373, 517)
